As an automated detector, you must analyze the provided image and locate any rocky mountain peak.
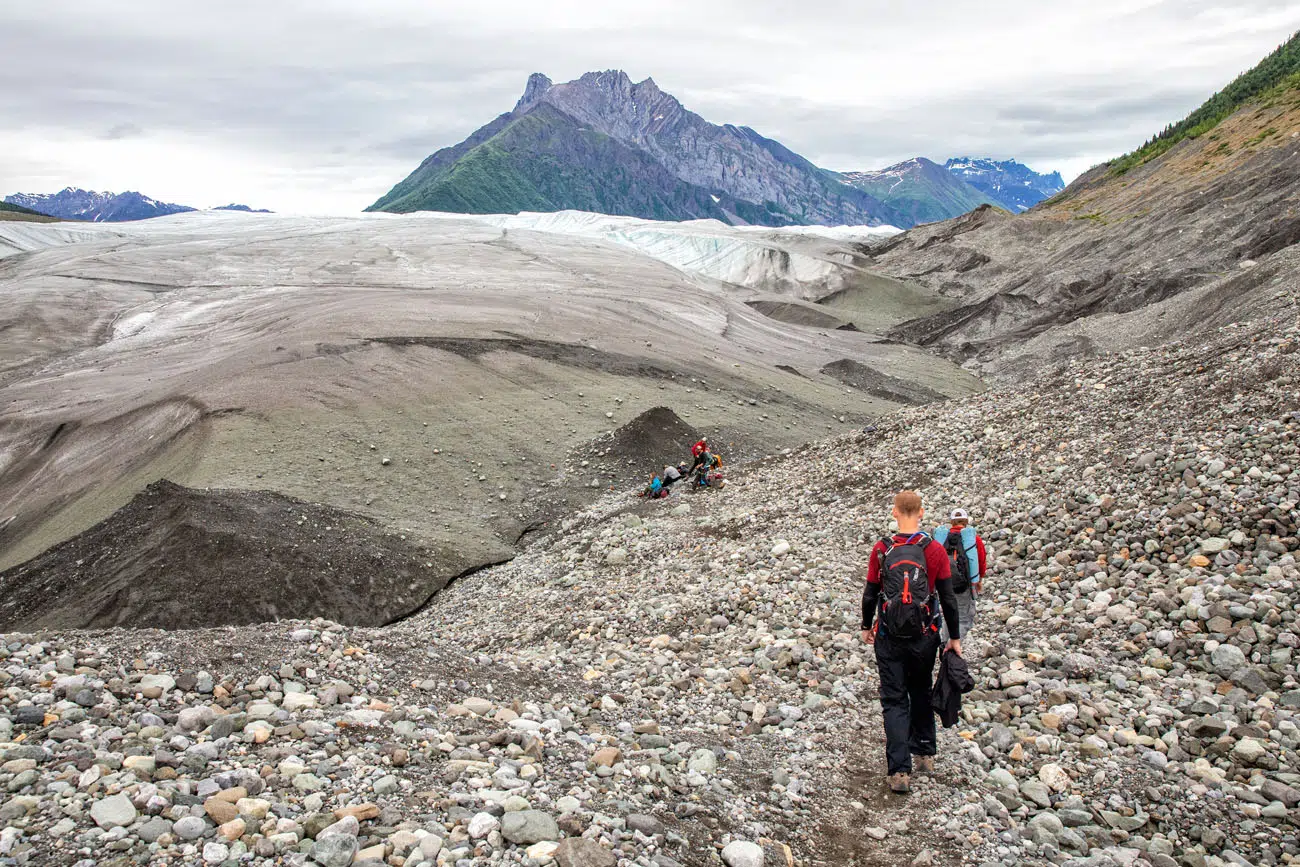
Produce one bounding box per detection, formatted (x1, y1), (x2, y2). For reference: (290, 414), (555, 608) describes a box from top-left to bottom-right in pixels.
(373, 69), (896, 227)
(520, 69), (684, 141)
(514, 72), (553, 113)
(572, 69), (635, 92)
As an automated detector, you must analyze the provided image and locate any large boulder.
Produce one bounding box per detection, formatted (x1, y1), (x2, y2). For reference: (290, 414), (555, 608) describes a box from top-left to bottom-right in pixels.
(500, 810), (559, 845)
(90, 794), (137, 829)
(554, 838), (617, 867)
(722, 840), (765, 867)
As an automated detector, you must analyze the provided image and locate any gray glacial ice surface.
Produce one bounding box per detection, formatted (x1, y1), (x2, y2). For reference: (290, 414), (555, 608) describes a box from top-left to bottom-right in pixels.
(0, 210), (981, 608)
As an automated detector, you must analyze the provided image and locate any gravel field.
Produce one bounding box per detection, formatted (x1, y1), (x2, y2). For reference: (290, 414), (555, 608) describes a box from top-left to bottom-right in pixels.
(1, 282), (1296, 865)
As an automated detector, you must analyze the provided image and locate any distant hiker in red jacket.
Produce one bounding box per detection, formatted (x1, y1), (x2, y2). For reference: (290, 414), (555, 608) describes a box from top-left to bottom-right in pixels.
(861, 490), (962, 795)
(689, 437), (710, 473)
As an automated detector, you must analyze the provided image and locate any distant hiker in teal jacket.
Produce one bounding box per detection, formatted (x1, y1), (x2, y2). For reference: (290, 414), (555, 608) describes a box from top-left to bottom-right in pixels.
(933, 508), (987, 644)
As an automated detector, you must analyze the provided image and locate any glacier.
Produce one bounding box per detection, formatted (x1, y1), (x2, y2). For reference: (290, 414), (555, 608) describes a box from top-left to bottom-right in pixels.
(0, 208), (972, 580)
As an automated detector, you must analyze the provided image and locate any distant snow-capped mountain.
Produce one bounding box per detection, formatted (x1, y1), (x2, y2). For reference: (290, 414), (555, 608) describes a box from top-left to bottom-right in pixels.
(944, 158), (1064, 212)
(4, 188), (196, 222)
(840, 157), (1001, 227)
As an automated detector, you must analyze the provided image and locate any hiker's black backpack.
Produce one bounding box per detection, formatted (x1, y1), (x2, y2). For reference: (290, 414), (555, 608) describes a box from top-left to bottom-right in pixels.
(943, 533), (972, 594)
(878, 533), (935, 640)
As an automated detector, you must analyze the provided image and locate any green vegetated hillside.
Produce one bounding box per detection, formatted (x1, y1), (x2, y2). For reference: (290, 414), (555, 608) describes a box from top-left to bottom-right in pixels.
(369, 103), (791, 224)
(1110, 29), (1300, 175)
(0, 201), (58, 222)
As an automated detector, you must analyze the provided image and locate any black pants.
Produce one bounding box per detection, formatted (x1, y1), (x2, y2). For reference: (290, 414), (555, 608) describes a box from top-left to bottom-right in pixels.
(874, 630), (939, 775)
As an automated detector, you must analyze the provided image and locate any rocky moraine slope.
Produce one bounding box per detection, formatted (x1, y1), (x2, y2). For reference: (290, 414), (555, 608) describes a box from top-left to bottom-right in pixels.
(868, 34), (1300, 379)
(0, 267), (1296, 867)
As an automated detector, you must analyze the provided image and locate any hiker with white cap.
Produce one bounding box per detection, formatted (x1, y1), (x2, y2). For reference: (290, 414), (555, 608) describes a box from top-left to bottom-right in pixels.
(932, 508), (987, 644)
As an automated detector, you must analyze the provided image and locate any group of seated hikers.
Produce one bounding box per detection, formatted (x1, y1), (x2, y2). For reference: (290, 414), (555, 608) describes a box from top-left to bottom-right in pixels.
(642, 437), (723, 498)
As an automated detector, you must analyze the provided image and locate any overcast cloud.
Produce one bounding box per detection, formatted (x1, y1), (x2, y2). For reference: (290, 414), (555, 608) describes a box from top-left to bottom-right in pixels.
(2, 1), (1298, 214)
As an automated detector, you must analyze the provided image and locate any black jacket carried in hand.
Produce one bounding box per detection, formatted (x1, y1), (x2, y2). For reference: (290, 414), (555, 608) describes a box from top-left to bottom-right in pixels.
(931, 649), (975, 728)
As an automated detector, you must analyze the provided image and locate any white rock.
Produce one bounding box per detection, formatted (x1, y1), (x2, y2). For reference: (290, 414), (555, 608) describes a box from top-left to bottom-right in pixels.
(463, 697), (494, 715)
(90, 794), (137, 829)
(526, 841), (559, 860)
(1039, 762), (1071, 793)
(282, 692), (319, 712)
(468, 811), (500, 839)
(721, 840), (765, 867)
(202, 842), (229, 864)
(177, 706), (214, 733)
(688, 748), (718, 774)
(1233, 738), (1268, 765)
(139, 674), (176, 693)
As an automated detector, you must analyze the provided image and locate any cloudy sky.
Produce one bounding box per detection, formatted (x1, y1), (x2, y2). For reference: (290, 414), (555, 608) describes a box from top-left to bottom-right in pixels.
(3, 1), (1298, 214)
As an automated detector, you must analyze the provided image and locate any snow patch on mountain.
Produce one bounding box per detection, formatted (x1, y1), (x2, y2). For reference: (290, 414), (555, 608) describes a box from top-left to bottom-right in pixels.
(4, 188), (196, 222)
(944, 158), (1064, 212)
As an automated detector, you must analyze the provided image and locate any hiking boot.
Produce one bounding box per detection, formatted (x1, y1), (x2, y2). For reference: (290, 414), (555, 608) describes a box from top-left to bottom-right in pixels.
(887, 772), (911, 794)
(913, 755), (935, 774)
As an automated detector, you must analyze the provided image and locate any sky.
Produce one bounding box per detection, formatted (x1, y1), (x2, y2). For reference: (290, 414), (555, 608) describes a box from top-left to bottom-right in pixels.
(3, 1), (1298, 215)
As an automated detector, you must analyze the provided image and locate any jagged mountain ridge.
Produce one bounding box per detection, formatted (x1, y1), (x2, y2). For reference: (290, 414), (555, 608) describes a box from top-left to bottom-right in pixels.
(372, 70), (1065, 229)
(514, 72), (872, 222)
(5, 188), (197, 222)
(369, 100), (796, 225)
(370, 70), (906, 227)
(944, 157), (1065, 212)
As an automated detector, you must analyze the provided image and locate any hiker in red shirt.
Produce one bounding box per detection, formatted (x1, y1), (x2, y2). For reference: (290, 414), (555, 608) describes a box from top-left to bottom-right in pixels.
(689, 436), (710, 474)
(861, 490), (962, 794)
